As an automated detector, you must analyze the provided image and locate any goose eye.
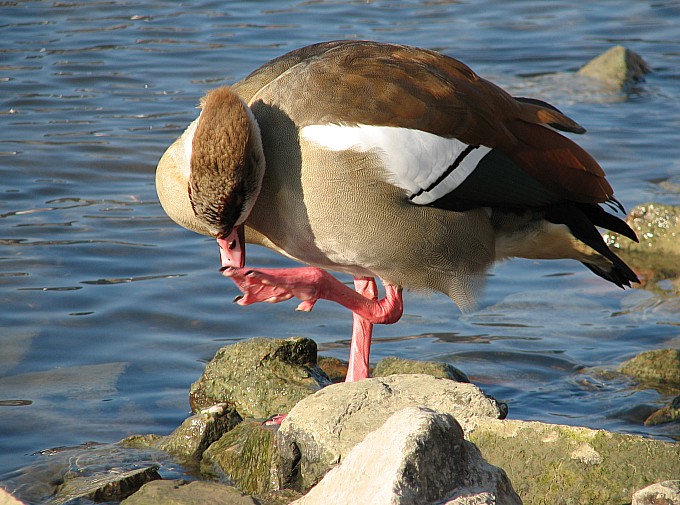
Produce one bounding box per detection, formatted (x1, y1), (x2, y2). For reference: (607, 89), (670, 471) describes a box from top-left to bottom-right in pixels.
(228, 239), (237, 250)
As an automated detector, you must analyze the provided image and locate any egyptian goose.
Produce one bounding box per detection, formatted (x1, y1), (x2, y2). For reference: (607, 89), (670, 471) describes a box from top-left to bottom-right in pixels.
(156, 40), (639, 382)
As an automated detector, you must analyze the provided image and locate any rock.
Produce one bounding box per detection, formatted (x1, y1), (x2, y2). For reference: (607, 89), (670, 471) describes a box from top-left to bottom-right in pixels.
(373, 356), (469, 382)
(159, 403), (243, 464)
(53, 466), (161, 504)
(619, 349), (680, 389)
(0, 487), (26, 505)
(632, 481), (680, 505)
(3, 442), (174, 505)
(121, 479), (259, 505)
(201, 420), (277, 495)
(316, 356), (347, 383)
(578, 45), (650, 86)
(275, 374), (506, 491)
(291, 407), (520, 505)
(189, 337), (332, 418)
(645, 395), (680, 427)
(467, 418), (680, 505)
(604, 203), (680, 283)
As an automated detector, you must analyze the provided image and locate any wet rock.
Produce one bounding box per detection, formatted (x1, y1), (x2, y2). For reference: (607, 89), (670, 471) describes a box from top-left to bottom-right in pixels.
(52, 466), (161, 505)
(316, 356), (347, 383)
(3, 442), (174, 505)
(201, 420), (277, 495)
(619, 349), (680, 389)
(632, 480), (680, 505)
(605, 203), (680, 283)
(121, 479), (259, 505)
(645, 395), (680, 427)
(275, 374), (506, 491)
(159, 403), (243, 464)
(373, 356), (469, 382)
(467, 418), (680, 505)
(291, 407), (520, 505)
(190, 337), (331, 418)
(578, 45), (650, 86)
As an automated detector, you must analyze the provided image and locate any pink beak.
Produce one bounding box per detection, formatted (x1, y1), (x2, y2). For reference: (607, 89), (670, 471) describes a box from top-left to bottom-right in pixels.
(217, 226), (246, 269)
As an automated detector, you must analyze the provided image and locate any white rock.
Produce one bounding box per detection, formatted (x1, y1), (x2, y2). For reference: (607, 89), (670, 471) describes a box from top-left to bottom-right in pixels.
(291, 407), (520, 505)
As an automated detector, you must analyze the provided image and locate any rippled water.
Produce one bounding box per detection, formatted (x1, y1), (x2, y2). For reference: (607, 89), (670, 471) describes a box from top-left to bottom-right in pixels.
(1, 0), (679, 496)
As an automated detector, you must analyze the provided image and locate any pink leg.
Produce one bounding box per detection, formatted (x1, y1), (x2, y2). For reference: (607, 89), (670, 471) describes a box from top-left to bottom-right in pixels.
(222, 266), (403, 325)
(346, 277), (378, 382)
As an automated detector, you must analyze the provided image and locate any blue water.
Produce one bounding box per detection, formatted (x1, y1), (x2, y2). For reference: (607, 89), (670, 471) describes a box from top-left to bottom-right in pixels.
(1, 0), (679, 497)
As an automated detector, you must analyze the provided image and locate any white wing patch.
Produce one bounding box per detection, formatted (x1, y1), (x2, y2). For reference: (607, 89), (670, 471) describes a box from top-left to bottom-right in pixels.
(300, 124), (491, 205)
(175, 117), (200, 179)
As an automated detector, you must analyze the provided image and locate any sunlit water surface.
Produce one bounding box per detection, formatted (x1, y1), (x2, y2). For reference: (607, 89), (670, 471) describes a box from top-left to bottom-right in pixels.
(1, 0), (679, 498)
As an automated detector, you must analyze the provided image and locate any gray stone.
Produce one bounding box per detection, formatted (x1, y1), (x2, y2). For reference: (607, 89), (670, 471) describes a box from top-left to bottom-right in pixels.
(121, 479), (259, 505)
(632, 481), (680, 505)
(160, 403), (243, 464)
(467, 418), (680, 505)
(52, 466), (161, 505)
(291, 407), (520, 505)
(578, 45), (650, 86)
(373, 356), (469, 382)
(189, 337), (331, 418)
(275, 374), (506, 491)
(201, 420), (277, 495)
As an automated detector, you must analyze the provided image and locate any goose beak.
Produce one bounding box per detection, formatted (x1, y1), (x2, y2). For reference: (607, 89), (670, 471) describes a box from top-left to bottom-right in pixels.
(217, 226), (246, 269)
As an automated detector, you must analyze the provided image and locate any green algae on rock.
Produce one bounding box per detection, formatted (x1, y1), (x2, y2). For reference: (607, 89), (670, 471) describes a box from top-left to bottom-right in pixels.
(120, 479), (259, 505)
(189, 337), (331, 418)
(468, 418), (680, 505)
(201, 420), (277, 496)
(372, 356), (469, 382)
(620, 349), (680, 390)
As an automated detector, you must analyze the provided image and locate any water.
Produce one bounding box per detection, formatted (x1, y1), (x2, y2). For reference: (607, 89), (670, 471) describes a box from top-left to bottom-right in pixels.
(1, 0), (679, 496)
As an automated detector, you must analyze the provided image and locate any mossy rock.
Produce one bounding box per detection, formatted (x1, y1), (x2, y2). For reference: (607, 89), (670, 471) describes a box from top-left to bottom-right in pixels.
(605, 203), (680, 283)
(159, 403), (243, 465)
(190, 337), (331, 418)
(373, 356), (469, 382)
(469, 418), (680, 505)
(201, 420), (276, 495)
(121, 479), (259, 505)
(620, 349), (680, 390)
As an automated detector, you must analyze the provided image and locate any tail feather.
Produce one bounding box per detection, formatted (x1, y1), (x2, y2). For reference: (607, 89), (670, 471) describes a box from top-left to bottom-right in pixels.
(544, 202), (639, 288)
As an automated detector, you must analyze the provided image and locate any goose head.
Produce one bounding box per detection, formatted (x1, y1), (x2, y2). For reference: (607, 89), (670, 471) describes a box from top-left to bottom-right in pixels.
(156, 86), (266, 268)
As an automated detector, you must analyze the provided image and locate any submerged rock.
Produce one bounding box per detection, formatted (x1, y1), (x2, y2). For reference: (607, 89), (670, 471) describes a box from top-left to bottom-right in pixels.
(121, 479), (259, 505)
(645, 395), (680, 427)
(51, 466), (161, 505)
(619, 349), (680, 389)
(291, 407), (521, 505)
(373, 356), (470, 382)
(3, 442), (173, 505)
(578, 45), (650, 87)
(632, 480), (680, 505)
(467, 418), (680, 505)
(275, 374), (506, 491)
(201, 420), (277, 495)
(189, 337), (332, 418)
